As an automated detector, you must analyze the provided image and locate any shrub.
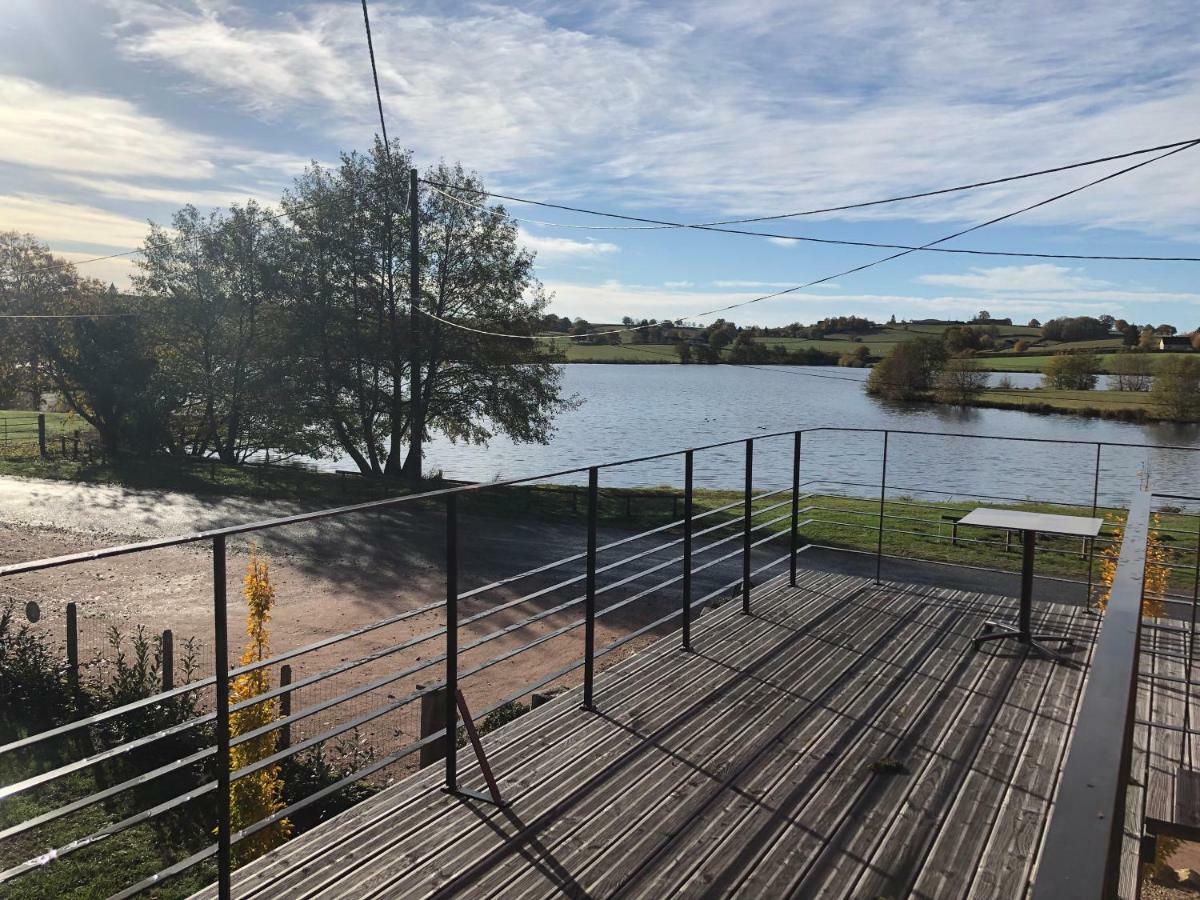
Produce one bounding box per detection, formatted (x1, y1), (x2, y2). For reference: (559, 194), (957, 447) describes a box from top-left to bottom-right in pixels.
(1110, 352), (1153, 392)
(934, 357), (988, 405)
(865, 338), (947, 400)
(1042, 352), (1100, 390)
(1150, 355), (1200, 420)
(93, 624), (203, 753)
(1097, 514), (1169, 616)
(0, 601), (74, 735)
(227, 548), (292, 862)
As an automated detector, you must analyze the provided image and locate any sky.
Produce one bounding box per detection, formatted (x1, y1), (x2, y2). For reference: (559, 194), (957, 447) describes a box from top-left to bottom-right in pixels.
(2, 0), (1199, 329)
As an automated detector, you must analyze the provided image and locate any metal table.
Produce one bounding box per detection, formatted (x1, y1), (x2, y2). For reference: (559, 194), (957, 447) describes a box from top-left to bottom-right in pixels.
(958, 508), (1103, 661)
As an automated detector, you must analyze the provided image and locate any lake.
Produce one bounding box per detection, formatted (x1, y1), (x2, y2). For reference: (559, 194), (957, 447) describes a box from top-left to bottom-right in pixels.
(375, 365), (1198, 508)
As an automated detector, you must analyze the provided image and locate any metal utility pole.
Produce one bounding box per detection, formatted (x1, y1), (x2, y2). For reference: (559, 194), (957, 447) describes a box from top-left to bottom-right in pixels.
(407, 167), (423, 486)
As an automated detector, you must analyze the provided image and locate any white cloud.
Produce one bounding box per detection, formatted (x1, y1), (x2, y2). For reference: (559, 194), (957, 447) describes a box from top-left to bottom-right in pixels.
(0, 195), (149, 248)
(519, 230), (619, 259)
(917, 264), (1109, 293)
(103, 1), (1200, 239)
(766, 237), (797, 247)
(712, 280), (798, 288)
(542, 277), (1200, 327)
(54, 175), (278, 210)
(663, 280), (694, 288)
(0, 76), (225, 180)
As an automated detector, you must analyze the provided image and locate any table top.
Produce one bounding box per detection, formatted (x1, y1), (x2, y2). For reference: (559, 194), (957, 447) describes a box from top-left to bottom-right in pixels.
(958, 507), (1104, 537)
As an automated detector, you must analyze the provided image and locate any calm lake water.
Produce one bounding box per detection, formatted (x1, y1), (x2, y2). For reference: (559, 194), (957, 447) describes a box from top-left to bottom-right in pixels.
(360, 365), (1198, 507)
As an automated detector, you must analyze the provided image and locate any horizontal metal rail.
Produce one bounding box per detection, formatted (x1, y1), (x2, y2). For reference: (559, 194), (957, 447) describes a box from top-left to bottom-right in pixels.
(1032, 485), (1153, 900)
(5, 429), (1196, 579)
(6, 425), (1199, 898)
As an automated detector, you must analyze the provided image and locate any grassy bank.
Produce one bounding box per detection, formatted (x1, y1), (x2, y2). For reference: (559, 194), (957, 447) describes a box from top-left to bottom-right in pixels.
(960, 387), (1170, 422)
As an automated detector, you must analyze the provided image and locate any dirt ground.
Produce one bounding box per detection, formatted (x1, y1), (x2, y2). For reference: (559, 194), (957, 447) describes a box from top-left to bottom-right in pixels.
(1, 475), (763, 770)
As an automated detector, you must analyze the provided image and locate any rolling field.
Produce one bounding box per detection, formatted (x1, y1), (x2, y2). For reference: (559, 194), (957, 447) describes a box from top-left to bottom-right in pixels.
(546, 321), (1133, 369)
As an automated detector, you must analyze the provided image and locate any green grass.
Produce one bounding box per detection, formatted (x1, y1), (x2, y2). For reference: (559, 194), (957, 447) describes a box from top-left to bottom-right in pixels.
(545, 321), (1063, 365)
(554, 342), (680, 363)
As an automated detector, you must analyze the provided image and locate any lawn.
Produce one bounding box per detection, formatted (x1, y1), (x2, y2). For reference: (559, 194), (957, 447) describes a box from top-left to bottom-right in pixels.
(546, 321), (1067, 365)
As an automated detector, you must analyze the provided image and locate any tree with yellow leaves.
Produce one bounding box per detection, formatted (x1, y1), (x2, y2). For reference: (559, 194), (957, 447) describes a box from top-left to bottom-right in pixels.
(226, 546), (292, 861)
(1096, 513), (1169, 618)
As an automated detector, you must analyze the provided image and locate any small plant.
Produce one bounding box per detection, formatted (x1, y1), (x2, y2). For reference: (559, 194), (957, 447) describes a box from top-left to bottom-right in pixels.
(456, 700), (529, 748)
(226, 547), (292, 862)
(0, 600), (74, 735)
(1096, 513), (1170, 616)
(280, 728), (379, 830)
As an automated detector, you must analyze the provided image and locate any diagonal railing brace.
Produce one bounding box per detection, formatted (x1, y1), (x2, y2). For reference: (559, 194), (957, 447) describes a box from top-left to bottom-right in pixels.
(445, 689), (507, 807)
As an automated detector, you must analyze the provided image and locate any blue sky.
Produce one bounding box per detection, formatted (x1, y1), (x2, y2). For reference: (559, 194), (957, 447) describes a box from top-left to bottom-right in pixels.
(2, 0), (1199, 328)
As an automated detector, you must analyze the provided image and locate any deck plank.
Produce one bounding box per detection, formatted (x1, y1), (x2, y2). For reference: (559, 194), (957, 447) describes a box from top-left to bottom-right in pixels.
(811, 596), (1074, 900)
(230, 573), (827, 899)
(184, 570), (1169, 900)
(578, 584), (967, 900)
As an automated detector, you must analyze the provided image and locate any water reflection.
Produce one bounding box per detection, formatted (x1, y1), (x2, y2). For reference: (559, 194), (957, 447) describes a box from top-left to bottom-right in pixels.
(325, 365), (1198, 505)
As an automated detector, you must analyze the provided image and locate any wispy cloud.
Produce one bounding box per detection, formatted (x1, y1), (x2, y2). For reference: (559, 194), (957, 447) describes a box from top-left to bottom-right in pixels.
(104, 2), (1200, 236)
(0, 76), (219, 180)
(518, 230), (619, 259)
(917, 264), (1110, 293)
(0, 195), (150, 248)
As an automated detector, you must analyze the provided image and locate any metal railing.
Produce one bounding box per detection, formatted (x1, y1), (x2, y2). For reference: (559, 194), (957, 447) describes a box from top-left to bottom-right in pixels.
(2, 426), (1199, 898)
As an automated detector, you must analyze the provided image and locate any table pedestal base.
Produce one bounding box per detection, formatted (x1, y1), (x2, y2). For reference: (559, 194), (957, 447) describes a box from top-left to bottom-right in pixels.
(973, 620), (1075, 663)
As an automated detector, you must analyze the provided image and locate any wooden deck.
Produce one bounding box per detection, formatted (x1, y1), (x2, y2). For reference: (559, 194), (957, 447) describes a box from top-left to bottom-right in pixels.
(195, 569), (1118, 900)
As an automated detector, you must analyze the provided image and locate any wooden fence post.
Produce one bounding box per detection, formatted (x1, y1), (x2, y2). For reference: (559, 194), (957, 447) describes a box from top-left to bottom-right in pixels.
(419, 684), (448, 767)
(279, 665), (292, 750)
(162, 629), (174, 691)
(65, 602), (78, 691)
(37, 414), (47, 458)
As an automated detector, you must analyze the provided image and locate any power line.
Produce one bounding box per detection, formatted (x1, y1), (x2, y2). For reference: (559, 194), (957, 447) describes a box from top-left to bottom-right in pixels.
(0, 313), (138, 319)
(405, 139), (1200, 342)
(429, 182), (1200, 263)
(421, 135), (1200, 230)
(360, 0), (390, 150)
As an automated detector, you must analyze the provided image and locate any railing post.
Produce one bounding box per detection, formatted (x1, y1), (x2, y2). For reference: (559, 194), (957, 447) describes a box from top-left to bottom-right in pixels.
(1188, 511), (1200, 769)
(742, 438), (753, 614)
(212, 535), (231, 900)
(37, 413), (46, 458)
(161, 629), (173, 691)
(583, 467), (598, 707)
(444, 493), (459, 791)
(1086, 443), (1102, 605)
(65, 601), (78, 694)
(279, 664), (293, 751)
(682, 451), (694, 650)
(875, 431), (889, 585)
(790, 432), (801, 587)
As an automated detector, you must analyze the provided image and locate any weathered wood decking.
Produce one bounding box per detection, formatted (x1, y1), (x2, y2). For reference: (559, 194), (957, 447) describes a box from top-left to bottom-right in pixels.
(195, 569), (1119, 899)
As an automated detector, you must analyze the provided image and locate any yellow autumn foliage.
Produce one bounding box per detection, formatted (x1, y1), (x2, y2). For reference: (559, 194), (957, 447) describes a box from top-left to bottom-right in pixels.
(1096, 513), (1169, 618)
(226, 546), (292, 861)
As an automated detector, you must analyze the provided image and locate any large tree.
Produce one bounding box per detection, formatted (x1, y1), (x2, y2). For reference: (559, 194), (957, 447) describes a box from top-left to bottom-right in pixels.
(0, 232), (78, 408)
(136, 202), (305, 463)
(281, 144), (572, 479)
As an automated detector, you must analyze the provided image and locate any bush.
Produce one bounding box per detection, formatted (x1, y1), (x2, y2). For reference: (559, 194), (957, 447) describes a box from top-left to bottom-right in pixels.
(1042, 353), (1100, 390)
(92, 625), (203, 754)
(1150, 355), (1200, 420)
(866, 338), (947, 400)
(0, 601), (74, 736)
(1110, 352), (1153, 392)
(934, 357), (988, 405)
